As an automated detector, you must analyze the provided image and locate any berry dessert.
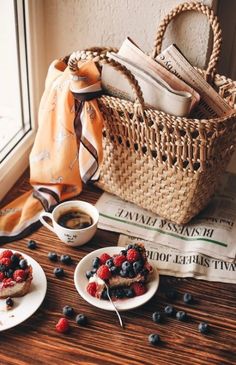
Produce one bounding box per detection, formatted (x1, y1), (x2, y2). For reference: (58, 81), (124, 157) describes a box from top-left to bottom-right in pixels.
(0, 250), (33, 299)
(85, 243), (153, 300)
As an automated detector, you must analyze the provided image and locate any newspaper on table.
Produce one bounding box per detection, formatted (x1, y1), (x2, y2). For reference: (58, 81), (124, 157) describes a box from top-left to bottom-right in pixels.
(95, 172), (236, 283)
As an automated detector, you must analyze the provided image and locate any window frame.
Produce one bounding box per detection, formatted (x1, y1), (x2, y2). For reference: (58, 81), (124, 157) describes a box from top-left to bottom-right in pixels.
(0, 0), (45, 201)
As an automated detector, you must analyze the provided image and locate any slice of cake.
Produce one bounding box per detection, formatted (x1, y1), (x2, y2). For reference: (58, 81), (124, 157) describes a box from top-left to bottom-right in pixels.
(86, 243), (153, 300)
(0, 250), (33, 299)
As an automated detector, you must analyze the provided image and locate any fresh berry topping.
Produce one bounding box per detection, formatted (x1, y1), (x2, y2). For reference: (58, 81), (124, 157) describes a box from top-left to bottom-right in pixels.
(86, 270), (94, 280)
(76, 314), (88, 326)
(113, 255), (126, 268)
(133, 260), (143, 274)
(55, 318), (69, 333)
(10, 254), (20, 267)
(152, 311), (163, 323)
(5, 269), (14, 278)
(62, 305), (75, 318)
(131, 282), (147, 296)
(110, 266), (118, 275)
(123, 288), (134, 298)
(176, 311), (187, 321)
(148, 334), (160, 345)
(48, 252), (58, 261)
(13, 269), (26, 282)
(119, 269), (128, 278)
(120, 249), (127, 256)
(164, 305), (175, 316)
(0, 264), (6, 272)
(2, 278), (15, 288)
(0, 258), (11, 267)
(6, 297), (14, 308)
(126, 248), (140, 263)
(99, 253), (111, 265)
(198, 322), (209, 334)
(97, 265), (111, 280)
(27, 240), (37, 249)
(183, 293), (193, 304)
(60, 255), (72, 265)
(114, 288), (125, 299)
(165, 289), (178, 301)
(106, 258), (114, 268)
(0, 250), (13, 259)
(121, 261), (132, 272)
(0, 272), (5, 281)
(92, 257), (100, 269)
(127, 244), (134, 250)
(101, 288), (109, 300)
(19, 259), (28, 269)
(86, 282), (98, 297)
(53, 267), (65, 278)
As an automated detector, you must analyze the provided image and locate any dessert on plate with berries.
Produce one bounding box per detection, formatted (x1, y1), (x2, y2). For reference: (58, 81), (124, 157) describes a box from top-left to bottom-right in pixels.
(0, 249), (33, 299)
(86, 243), (153, 300)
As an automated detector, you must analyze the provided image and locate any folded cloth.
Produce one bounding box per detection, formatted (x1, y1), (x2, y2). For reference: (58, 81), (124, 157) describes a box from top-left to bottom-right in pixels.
(0, 59), (103, 243)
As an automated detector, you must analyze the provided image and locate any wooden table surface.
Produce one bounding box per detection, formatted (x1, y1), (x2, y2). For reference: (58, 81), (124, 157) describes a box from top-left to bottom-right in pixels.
(0, 171), (236, 365)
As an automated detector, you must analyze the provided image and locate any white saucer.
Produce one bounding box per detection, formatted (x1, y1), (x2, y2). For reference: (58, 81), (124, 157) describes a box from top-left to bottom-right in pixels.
(74, 246), (159, 311)
(0, 249), (47, 331)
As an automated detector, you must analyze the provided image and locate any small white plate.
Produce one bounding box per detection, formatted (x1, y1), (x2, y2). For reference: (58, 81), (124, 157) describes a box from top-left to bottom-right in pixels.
(74, 246), (159, 311)
(0, 249), (47, 331)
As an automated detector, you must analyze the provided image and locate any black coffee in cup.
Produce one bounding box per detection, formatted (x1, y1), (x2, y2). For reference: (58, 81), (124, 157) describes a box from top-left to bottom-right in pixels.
(57, 209), (93, 229)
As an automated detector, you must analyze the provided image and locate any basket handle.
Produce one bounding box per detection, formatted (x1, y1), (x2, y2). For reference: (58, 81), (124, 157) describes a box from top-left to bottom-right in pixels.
(152, 1), (222, 79)
(68, 52), (147, 123)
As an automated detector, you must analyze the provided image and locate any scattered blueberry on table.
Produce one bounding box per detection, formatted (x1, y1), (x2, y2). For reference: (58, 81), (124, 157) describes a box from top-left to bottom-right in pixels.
(152, 311), (163, 323)
(27, 240), (37, 249)
(176, 311), (187, 321)
(76, 314), (88, 326)
(164, 305), (175, 316)
(62, 305), (75, 318)
(148, 334), (160, 346)
(53, 267), (65, 278)
(48, 252), (58, 262)
(60, 254), (72, 265)
(183, 293), (193, 304)
(198, 322), (209, 334)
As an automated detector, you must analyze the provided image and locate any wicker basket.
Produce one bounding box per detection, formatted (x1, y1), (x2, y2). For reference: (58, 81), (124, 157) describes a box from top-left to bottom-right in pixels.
(68, 2), (236, 224)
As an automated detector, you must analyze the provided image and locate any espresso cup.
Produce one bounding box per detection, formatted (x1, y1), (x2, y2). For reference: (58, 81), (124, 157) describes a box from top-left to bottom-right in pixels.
(39, 200), (99, 246)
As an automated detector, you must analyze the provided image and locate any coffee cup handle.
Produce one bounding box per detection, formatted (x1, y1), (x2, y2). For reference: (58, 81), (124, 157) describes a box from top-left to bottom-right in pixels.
(39, 212), (55, 233)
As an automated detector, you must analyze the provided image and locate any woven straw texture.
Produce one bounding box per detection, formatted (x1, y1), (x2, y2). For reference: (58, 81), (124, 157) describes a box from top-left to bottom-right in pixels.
(68, 2), (236, 224)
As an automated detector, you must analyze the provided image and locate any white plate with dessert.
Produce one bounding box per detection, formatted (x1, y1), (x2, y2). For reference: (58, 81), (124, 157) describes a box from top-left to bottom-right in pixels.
(0, 249), (47, 331)
(74, 245), (159, 311)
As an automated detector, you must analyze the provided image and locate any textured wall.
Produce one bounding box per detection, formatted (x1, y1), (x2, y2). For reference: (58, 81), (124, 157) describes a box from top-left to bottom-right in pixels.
(44, 0), (214, 69)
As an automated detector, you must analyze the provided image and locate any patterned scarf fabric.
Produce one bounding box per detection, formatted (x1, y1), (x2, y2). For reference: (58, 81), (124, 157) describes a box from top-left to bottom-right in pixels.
(0, 59), (103, 243)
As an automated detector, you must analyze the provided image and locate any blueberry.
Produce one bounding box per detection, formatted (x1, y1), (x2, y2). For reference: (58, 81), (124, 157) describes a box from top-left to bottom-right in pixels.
(165, 289), (177, 301)
(198, 322), (209, 334)
(133, 260), (143, 274)
(120, 249), (127, 256)
(148, 334), (160, 345)
(86, 270), (94, 279)
(121, 261), (131, 271)
(0, 264), (5, 272)
(48, 252), (58, 262)
(60, 255), (72, 265)
(11, 254), (20, 266)
(19, 259), (28, 269)
(27, 240), (37, 249)
(76, 314), (88, 326)
(164, 305), (175, 316)
(176, 311), (187, 321)
(119, 269), (128, 277)
(183, 293), (193, 304)
(114, 288), (125, 299)
(152, 311), (163, 323)
(101, 289), (109, 300)
(123, 288), (134, 298)
(63, 305), (75, 318)
(127, 244), (134, 250)
(53, 267), (65, 278)
(110, 266), (118, 275)
(91, 268), (97, 274)
(6, 297), (14, 308)
(128, 269), (135, 278)
(92, 257), (100, 269)
(5, 269), (14, 278)
(106, 258), (114, 268)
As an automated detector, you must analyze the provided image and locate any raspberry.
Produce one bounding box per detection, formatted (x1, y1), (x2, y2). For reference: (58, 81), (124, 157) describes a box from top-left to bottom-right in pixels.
(13, 269), (26, 282)
(2, 278), (15, 288)
(113, 255), (126, 267)
(55, 318), (69, 333)
(86, 282), (98, 297)
(0, 272), (5, 281)
(0, 258), (11, 267)
(97, 265), (111, 280)
(0, 250), (13, 259)
(127, 248), (140, 263)
(131, 282), (147, 296)
(99, 253), (111, 265)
